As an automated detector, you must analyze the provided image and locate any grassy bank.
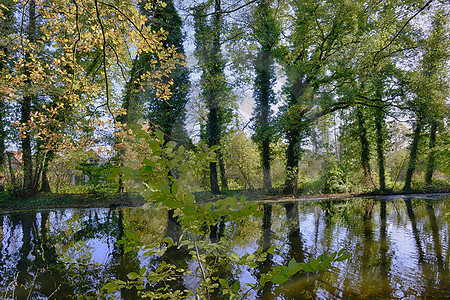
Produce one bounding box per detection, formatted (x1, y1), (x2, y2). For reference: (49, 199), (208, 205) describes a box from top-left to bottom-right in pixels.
(0, 186), (448, 211)
(0, 191), (145, 210)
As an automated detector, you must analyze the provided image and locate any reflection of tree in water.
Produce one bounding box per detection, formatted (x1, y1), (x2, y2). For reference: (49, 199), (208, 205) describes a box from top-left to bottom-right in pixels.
(274, 203), (315, 299)
(404, 199), (425, 263)
(284, 203), (304, 265)
(151, 208), (189, 295)
(257, 203), (274, 299)
(2, 212), (67, 298)
(424, 200), (448, 298)
(1, 197), (448, 298)
(360, 200), (374, 293)
(379, 199), (391, 295)
(360, 200), (394, 297)
(404, 198), (449, 298)
(109, 209), (141, 299)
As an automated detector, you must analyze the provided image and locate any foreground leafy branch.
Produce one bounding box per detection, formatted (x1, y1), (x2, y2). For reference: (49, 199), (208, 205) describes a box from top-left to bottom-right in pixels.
(102, 126), (350, 299)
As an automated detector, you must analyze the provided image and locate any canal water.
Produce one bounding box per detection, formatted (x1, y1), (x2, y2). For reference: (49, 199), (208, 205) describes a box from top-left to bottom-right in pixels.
(0, 194), (448, 299)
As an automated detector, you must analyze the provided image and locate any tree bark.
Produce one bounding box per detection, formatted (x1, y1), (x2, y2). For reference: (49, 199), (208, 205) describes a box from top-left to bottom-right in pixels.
(404, 120), (422, 191)
(218, 150), (228, 190)
(208, 108), (220, 194)
(0, 0), (15, 171)
(356, 107), (372, 186)
(283, 129), (301, 195)
(21, 0), (37, 195)
(261, 137), (272, 191)
(425, 121), (437, 186)
(207, 0), (223, 194)
(40, 150), (54, 193)
(375, 106), (386, 191)
(7, 152), (17, 189)
(254, 47), (274, 192)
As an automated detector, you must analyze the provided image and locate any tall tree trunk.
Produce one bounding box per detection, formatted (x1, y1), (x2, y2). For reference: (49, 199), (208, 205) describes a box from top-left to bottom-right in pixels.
(0, 1), (15, 174)
(356, 107), (372, 186)
(254, 47), (274, 192)
(144, 0), (190, 143)
(0, 92), (6, 170)
(218, 150), (228, 190)
(21, 0), (37, 195)
(283, 130), (300, 195)
(375, 106), (386, 191)
(40, 150), (54, 192)
(425, 121), (437, 186)
(7, 152), (17, 189)
(253, 0), (278, 192)
(208, 108), (220, 194)
(404, 120), (422, 191)
(207, 0), (223, 194)
(193, 0), (227, 194)
(261, 137), (272, 191)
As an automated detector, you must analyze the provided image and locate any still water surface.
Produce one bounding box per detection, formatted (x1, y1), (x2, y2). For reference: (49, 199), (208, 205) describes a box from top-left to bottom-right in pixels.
(0, 194), (448, 299)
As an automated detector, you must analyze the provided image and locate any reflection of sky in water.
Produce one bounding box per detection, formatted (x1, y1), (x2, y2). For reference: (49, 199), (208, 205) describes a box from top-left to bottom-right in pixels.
(389, 219), (424, 297)
(87, 237), (112, 265)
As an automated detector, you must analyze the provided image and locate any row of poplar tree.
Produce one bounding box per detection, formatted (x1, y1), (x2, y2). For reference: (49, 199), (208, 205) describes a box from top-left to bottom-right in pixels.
(0, 0), (448, 197)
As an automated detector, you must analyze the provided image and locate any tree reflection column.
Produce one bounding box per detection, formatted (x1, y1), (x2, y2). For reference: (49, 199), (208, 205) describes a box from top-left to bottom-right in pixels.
(258, 203), (273, 299)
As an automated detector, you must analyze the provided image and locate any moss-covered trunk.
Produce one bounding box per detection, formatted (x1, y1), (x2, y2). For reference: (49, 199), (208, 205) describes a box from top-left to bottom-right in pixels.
(425, 121), (437, 186)
(375, 106), (386, 191)
(356, 107), (372, 186)
(21, 0), (37, 195)
(404, 120), (422, 191)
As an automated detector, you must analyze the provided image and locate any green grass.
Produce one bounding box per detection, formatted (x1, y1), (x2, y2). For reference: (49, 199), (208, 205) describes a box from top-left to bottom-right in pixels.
(0, 191), (144, 210)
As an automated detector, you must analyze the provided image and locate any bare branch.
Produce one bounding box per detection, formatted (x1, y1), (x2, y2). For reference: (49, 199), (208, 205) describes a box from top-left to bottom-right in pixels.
(372, 0), (434, 63)
(94, 0), (115, 123)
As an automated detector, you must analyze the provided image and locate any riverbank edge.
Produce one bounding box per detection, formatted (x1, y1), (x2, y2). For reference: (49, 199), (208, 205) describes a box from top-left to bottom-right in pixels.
(1, 187), (449, 211)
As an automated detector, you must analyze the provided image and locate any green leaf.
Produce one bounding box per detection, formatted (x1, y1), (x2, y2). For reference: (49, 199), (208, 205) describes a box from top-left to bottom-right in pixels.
(287, 258), (300, 276)
(309, 258), (319, 271)
(140, 267), (147, 275)
(148, 140), (160, 150)
(127, 272), (139, 280)
(233, 282), (240, 291)
(329, 252), (337, 262)
(299, 262), (313, 272)
(271, 274), (289, 285)
(259, 274), (268, 286)
(247, 261), (258, 268)
(184, 193), (195, 205)
(171, 181), (179, 195)
(219, 278), (229, 288)
(230, 252), (240, 261)
(336, 253), (351, 262)
(178, 145), (185, 155)
(167, 141), (177, 149)
(103, 282), (124, 292)
(160, 184), (170, 195)
(143, 158), (153, 166)
(182, 206), (196, 216)
(156, 130), (164, 141)
(120, 166), (134, 174)
(125, 231), (138, 241)
(163, 237), (174, 246)
(280, 265), (290, 277)
(161, 196), (181, 209)
(267, 246), (276, 255)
